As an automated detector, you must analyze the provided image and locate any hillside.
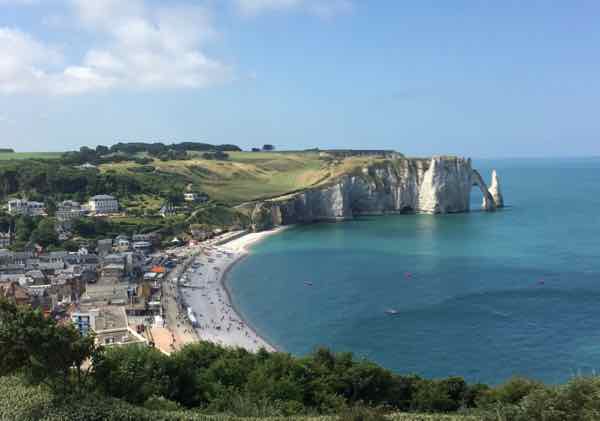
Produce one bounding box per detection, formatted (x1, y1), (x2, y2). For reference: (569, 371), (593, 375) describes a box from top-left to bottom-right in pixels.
(0, 151), (62, 160)
(97, 151), (396, 205)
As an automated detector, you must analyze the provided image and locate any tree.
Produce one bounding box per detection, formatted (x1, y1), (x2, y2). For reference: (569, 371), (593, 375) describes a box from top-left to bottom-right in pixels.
(15, 215), (37, 243)
(262, 144), (275, 151)
(95, 145), (110, 155)
(45, 198), (57, 217)
(0, 299), (98, 397)
(31, 218), (58, 247)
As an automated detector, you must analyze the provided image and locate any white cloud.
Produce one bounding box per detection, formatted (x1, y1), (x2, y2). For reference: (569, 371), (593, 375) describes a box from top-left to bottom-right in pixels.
(235, 0), (353, 18)
(0, 0), (231, 95)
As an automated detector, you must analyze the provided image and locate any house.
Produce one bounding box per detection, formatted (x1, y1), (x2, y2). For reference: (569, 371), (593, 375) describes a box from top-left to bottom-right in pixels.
(132, 241), (152, 253)
(71, 310), (95, 336)
(7, 199), (27, 214)
(101, 254), (126, 284)
(159, 202), (176, 217)
(56, 200), (86, 220)
(113, 235), (130, 252)
(96, 239), (113, 256)
(7, 199), (45, 216)
(76, 162), (97, 170)
(132, 233), (161, 246)
(183, 192), (209, 203)
(88, 195), (119, 214)
(72, 306), (147, 347)
(0, 232), (11, 249)
(0, 281), (30, 305)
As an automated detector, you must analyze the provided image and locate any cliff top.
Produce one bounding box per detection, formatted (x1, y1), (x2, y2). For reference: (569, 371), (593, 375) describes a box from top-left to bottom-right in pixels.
(96, 150), (410, 205)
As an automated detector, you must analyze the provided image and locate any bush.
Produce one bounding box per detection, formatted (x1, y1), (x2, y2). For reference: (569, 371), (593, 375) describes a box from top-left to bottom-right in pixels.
(337, 405), (388, 421)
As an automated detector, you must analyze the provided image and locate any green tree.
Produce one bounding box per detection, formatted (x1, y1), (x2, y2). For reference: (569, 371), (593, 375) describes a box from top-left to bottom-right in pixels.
(45, 198), (57, 217)
(31, 218), (58, 247)
(0, 299), (97, 397)
(15, 215), (37, 242)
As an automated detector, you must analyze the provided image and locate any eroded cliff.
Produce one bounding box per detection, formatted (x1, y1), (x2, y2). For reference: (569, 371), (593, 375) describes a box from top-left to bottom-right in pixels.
(243, 157), (502, 231)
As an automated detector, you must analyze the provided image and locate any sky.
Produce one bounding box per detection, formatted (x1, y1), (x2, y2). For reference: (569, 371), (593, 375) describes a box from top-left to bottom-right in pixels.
(0, 0), (599, 158)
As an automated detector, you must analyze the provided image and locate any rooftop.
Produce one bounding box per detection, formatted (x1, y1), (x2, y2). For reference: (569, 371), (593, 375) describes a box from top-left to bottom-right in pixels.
(90, 195), (116, 200)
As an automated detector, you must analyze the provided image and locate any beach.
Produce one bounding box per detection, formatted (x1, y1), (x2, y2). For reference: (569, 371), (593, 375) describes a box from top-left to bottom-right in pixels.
(178, 228), (286, 352)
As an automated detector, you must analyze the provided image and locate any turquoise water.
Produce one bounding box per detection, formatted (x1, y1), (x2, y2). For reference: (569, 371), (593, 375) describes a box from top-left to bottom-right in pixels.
(228, 158), (600, 384)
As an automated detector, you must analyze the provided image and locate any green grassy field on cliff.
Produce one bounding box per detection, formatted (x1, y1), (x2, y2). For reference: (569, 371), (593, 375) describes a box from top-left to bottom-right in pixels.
(0, 151), (62, 160)
(98, 151), (391, 204)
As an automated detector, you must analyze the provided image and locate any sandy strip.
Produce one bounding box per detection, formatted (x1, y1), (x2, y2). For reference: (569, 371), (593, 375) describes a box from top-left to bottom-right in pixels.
(180, 227), (288, 352)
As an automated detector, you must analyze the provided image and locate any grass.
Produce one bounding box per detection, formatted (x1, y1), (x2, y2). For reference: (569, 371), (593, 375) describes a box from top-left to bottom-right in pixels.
(0, 375), (482, 421)
(0, 152), (62, 160)
(98, 151), (390, 204)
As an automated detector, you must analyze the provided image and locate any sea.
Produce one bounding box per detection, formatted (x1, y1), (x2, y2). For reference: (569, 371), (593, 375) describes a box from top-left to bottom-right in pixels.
(227, 158), (600, 385)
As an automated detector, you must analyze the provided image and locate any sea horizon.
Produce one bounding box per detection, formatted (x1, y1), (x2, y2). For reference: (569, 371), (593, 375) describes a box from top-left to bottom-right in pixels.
(227, 156), (600, 385)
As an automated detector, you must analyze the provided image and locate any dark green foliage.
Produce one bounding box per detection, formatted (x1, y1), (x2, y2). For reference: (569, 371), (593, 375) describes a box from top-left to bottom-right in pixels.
(188, 203), (250, 229)
(202, 151), (230, 160)
(158, 150), (190, 161)
(0, 160), (144, 200)
(0, 299), (97, 397)
(30, 218), (58, 248)
(477, 376), (542, 407)
(93, 346), (173, 404)
(412, 379), (463, 413)
(15, 215), (37, 242)
(90, 342), (475, 416)
(337, 405), (389, 421)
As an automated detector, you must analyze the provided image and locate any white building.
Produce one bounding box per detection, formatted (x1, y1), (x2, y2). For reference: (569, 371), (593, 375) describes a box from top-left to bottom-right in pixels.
(0, 232), (11, 249)
(71, 311), (96, 336)
(88, 195), (119, 214)
(56, 200), (86, 220)
(7, 199), (45, 216)
(184, 192), (209, 203)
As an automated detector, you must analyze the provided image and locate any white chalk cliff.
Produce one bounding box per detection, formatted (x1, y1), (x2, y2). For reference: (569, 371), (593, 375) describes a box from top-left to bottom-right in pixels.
(246, 157), (502, 231)
(487, 169), (504, 208)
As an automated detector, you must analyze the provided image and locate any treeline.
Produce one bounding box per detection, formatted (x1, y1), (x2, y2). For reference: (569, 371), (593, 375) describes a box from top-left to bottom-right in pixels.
(0, 160), (183, 201)
(62, 142), (241, 165)
(3, 299), (600, 420)
(0, 148), (14, 153)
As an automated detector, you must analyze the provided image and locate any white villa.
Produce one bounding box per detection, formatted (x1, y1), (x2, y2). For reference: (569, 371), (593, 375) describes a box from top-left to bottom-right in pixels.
(7, 199), (45, 216)
(88, 195), (119, 214)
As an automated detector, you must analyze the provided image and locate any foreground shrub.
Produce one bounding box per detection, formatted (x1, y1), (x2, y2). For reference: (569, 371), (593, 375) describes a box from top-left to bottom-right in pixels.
(337, 405), (388, 421)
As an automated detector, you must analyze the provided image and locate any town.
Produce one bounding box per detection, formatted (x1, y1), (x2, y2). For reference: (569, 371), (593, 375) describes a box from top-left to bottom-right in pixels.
(0, 189), (240, 354)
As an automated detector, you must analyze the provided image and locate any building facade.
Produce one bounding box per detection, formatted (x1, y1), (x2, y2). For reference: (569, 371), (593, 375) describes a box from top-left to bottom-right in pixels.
(7, 199), (45, 216)
(88, 195), (119, 214)
(56, 200), (86, 220)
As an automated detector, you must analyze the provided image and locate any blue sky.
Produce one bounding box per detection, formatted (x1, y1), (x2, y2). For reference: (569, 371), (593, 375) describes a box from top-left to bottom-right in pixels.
(0, 0), (599, 157)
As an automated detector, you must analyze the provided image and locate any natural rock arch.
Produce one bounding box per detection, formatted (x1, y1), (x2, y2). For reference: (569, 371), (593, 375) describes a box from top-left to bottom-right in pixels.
(471, 169), (496, 211)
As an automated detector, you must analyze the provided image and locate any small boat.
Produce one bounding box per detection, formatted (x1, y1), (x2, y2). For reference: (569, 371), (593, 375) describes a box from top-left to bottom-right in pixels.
(385, 309), (400, 315)
(304, 281), (313, 287)
(404, 272), (412, 279)
(538, 279), (545, 285)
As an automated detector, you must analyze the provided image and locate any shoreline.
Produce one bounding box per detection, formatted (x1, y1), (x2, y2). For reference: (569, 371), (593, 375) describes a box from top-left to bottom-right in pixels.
(181, 227), (288, 352)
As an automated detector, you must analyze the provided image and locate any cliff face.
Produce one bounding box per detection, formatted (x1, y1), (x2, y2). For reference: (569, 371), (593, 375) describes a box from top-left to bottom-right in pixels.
(246, 157), (501, 230)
